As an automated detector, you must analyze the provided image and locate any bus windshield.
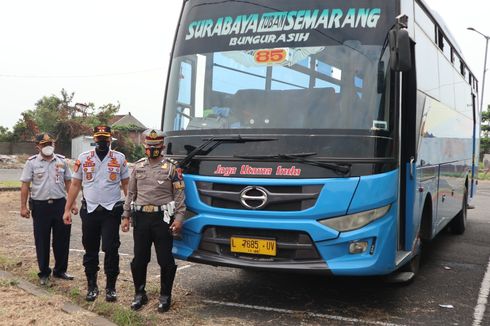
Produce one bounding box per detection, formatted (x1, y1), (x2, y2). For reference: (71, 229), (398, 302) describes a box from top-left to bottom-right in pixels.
(165, 44), (391, 131)
(163, 0), (397, 159)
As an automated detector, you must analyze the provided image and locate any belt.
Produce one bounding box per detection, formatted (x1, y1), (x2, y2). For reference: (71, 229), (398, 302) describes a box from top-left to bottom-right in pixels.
(135, 204), (166, 213)
(32, 198), (64, 204)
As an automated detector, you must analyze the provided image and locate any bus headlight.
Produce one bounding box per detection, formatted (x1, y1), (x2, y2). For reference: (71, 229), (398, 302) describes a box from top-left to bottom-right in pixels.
(318, 204), (391, 232)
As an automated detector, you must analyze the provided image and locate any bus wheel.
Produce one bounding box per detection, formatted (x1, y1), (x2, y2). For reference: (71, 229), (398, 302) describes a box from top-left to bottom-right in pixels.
(450, 186), (468, 235)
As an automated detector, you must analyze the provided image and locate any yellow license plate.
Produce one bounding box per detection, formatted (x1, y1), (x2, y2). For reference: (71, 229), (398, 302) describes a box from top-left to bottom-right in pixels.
(230, 237), (277, 256)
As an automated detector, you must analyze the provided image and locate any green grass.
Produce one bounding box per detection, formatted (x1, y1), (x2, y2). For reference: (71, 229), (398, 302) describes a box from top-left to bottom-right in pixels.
(91, 302), (144, 326)
(0, 278), (19, 287)
(69, 287), (81, 300)
(0, 181), (21, 188)
(0, 255), (17, 270)
(111, 305), (145, 326)
(26, 268), (39, 283)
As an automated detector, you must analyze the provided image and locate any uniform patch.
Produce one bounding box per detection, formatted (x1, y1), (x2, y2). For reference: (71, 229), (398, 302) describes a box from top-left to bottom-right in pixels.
(74, 160), (81, 172)
(86, 172), (93, 181)
(176, 167), (183, 181)
(162, 163), (168, 169)
(173, 181), (185, 190)
(109, 173), (117, 181)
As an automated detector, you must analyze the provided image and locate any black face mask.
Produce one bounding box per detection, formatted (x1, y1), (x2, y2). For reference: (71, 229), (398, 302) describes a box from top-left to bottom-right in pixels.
(145, 146), (162, 158)
(95, 141), (110, 152)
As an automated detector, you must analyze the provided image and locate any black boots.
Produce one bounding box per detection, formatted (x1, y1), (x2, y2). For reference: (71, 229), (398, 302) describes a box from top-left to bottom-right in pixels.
(130, 261), (148, 311)
(158, 265), (177, 313)
(131, 284), (149, 311)
(105, 275), (117, 302)
(86, 273), (99, 302)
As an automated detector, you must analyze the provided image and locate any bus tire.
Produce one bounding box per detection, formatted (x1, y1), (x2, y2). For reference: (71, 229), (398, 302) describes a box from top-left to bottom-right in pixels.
(450, 185), (467, 235)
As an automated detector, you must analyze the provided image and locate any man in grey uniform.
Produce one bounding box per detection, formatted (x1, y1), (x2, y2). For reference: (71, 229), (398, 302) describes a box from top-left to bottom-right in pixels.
(20, 133), (76, 285)
(63, 125), (129, 302)
(121, 129), (185, 312)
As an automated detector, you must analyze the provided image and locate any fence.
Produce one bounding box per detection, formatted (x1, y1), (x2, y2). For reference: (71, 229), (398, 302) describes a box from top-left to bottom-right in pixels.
(0, 142), (71, 157)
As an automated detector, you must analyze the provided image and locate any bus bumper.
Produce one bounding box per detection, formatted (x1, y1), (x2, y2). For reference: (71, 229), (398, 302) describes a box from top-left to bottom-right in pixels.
(173, 205), (397, 276)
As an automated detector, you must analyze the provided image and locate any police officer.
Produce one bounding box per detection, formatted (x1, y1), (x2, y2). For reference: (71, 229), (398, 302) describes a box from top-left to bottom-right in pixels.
(20, 133), (76, 285)
(63, 126), (129, 302)
(121, 129), (185, 313)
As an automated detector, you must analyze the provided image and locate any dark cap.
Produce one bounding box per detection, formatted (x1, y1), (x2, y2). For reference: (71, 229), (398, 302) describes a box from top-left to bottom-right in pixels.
(35, 133), (55, 145)
(143, 129), (165, 146)
(93, 125), (111, 137)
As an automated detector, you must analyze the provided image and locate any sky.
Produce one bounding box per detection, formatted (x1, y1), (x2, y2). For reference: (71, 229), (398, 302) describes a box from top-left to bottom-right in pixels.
(0, 0), (489, 130)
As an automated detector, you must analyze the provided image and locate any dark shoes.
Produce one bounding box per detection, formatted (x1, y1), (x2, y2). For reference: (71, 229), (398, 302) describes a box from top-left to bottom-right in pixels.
(130, 292), (148, 311)
(86, 287), (99, 301)
(53, 272), (74, 280)
(39, 276), (49, 286)
(106, 289), (117, 302)
(158, 295), (171, 313)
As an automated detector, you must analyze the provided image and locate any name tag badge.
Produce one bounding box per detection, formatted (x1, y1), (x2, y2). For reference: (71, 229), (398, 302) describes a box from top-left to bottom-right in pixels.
(55, 174), (61, 184)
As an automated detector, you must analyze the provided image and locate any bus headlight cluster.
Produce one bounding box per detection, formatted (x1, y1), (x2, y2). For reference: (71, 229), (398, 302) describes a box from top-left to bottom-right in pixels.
(318, 204), (391, 232)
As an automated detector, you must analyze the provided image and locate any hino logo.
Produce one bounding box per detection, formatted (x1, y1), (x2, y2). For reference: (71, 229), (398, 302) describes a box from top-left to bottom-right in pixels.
(239, 186), (268, 209)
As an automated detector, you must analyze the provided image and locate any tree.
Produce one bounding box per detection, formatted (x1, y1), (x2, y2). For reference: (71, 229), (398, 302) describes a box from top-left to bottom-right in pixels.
(112, 124), (146, 162)
(0, 126), (13, 142)
(10, 89), (120, 143)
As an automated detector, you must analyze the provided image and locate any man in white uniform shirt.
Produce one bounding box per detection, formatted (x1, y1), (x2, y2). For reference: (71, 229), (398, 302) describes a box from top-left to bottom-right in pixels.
(63, 125), (129, 302)
(20, 133), (76, 286)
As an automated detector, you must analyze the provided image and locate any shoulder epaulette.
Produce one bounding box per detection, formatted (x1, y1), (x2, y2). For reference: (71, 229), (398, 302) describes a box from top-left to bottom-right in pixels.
(55, 153), (65, 159)
(80, 150), (92, 157)
(167, 158), (179, 166)
(136, 157), (146, 163)
(28, 155), (37, 160)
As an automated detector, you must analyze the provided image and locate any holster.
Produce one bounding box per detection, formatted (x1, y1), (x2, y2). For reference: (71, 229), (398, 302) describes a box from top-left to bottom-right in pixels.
(111, 200), (125, 218)
(81, 199), (87, 210)
(132, 212), (138, 228)
(28, 198), (33, 210)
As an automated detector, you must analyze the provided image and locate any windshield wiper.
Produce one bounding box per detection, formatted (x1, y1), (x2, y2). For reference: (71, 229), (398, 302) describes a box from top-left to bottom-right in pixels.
(178, 135), (277, 170)
(234, 152), (351, 175)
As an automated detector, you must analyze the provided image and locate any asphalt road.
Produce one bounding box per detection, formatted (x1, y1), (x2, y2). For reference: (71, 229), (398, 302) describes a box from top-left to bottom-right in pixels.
(6, 165), (490, 325)
(166, 182), (490, 326)
(88, 182), (490, 325)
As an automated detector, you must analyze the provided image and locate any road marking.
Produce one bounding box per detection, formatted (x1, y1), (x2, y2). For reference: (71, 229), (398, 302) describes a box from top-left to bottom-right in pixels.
(473, 255), (490, 326)
(177, 264), (192, 271)
(203, 299), (405, 326)
(153, 264), (194, 278)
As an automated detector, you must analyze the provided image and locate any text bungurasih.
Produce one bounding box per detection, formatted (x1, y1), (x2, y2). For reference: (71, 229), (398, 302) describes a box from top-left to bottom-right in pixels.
(213, 164), (302, 177)
(185, 8), (382, 46)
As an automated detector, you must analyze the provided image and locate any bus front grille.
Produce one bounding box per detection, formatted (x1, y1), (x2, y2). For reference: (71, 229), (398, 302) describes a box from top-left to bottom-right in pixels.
(198, 226), (321, 261)
(196, 182), (321, 211)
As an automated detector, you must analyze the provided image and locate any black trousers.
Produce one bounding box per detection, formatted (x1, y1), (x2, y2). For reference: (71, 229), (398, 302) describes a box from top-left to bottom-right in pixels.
(131, 211), (175, 288)
(80, 207), (121, 277)
(31, 198), (71, 278)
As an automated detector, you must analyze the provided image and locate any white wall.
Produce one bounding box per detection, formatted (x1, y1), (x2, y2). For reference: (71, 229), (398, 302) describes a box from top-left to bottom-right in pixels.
(71, 136), (95, 159)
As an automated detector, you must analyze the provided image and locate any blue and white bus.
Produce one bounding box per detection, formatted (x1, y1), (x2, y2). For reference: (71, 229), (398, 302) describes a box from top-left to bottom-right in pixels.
(161, 0), (480, 280)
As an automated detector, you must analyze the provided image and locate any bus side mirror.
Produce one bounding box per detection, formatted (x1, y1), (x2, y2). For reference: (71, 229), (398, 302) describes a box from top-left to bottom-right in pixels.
(389, 29), (412, 72)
